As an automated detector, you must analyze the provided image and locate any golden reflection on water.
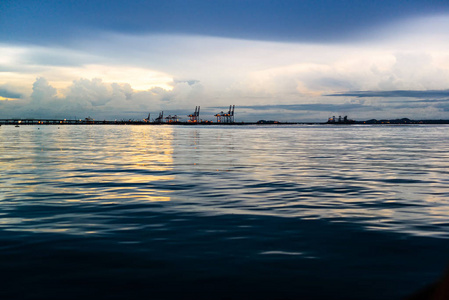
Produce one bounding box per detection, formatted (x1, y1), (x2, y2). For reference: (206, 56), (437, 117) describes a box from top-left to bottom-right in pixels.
(1, 125), (175, 206)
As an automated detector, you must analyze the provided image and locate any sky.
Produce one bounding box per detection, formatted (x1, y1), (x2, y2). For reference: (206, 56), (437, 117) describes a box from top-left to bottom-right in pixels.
(2, 0), (449, 122)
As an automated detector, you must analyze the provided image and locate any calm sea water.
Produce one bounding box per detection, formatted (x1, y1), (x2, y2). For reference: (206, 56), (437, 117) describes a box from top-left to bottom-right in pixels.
(1, 124), (449, 300)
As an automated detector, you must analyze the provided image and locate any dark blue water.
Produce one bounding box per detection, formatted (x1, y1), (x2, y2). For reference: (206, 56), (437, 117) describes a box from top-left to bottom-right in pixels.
(1, 125), (449, 299)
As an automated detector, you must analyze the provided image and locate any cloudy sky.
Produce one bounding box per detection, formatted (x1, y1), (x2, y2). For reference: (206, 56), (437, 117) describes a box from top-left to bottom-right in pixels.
(2, 0), (449, 121)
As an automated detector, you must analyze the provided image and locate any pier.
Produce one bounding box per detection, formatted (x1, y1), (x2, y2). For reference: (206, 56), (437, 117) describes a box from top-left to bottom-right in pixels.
(0, 119), (104, 125)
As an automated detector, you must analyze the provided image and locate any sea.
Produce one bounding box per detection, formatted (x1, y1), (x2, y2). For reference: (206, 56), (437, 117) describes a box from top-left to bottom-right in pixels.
(1, 124), (448, 300)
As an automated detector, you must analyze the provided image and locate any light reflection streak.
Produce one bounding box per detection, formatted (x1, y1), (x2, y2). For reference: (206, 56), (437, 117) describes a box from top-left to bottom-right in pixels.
(0, 126), (175, 234)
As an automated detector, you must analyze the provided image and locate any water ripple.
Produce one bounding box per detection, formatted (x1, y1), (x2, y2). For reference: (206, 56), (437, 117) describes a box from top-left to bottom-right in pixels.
(1, 125), (449, 239)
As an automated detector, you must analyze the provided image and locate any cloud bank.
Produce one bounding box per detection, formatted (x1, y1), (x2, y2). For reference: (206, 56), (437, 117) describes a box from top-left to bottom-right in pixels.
(0, 86), (22, 99)
(0, 77), (206, 120)
(2, 10), (449, 121)
(328, 90), (449, 98)
(3, 0), (449, 44)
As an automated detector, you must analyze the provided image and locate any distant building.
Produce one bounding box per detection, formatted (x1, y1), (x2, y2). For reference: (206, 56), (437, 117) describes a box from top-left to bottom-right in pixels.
(327, 115), (355, 124)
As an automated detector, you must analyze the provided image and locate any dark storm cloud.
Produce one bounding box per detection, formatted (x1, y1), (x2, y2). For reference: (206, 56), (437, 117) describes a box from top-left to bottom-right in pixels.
(0, 87), (22, 99)
(411, 99), (449, 103)
(327, 90), (449, 98)
(2, 0), (449, 44)
(389, 99), (449, 107)
(393, 98), (449, 110)
(219, 103), (373, 112)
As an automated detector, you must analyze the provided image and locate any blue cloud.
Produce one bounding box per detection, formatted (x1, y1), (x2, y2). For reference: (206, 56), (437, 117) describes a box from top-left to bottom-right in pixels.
(0, 87), (22, 99)
(220, 103), (372, 112)
(327, 90), (449, 98)
(3, 0), (449, 44)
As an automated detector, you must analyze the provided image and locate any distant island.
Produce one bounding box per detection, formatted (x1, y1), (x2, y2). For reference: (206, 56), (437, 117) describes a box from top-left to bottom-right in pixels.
(326, 116), (449, 125)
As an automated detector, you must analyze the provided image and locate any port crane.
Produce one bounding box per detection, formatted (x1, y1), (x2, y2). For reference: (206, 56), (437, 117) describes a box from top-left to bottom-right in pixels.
(188, 106), (200, 123)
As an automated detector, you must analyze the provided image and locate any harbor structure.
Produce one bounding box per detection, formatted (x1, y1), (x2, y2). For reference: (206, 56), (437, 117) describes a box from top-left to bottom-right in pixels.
(188, 106), (200, 123)
(214, 105), (235, 123)
(165, 115), (180, 123)
(154, 111), (164, 123)
(327, 115), (355, 124)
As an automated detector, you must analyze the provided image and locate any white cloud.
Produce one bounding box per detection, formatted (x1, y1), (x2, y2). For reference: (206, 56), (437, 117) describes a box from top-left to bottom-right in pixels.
(0, 44), (174, 92)
(0, 77), (208, 119)
(31, 77), (57, 104)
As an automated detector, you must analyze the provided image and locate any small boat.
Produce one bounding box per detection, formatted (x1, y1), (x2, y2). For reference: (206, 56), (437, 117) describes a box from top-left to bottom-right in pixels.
(15, 125), (19, 127)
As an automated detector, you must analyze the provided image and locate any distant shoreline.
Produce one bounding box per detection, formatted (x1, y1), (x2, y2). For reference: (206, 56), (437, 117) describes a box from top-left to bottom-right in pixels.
(2, 118), (449, 126)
